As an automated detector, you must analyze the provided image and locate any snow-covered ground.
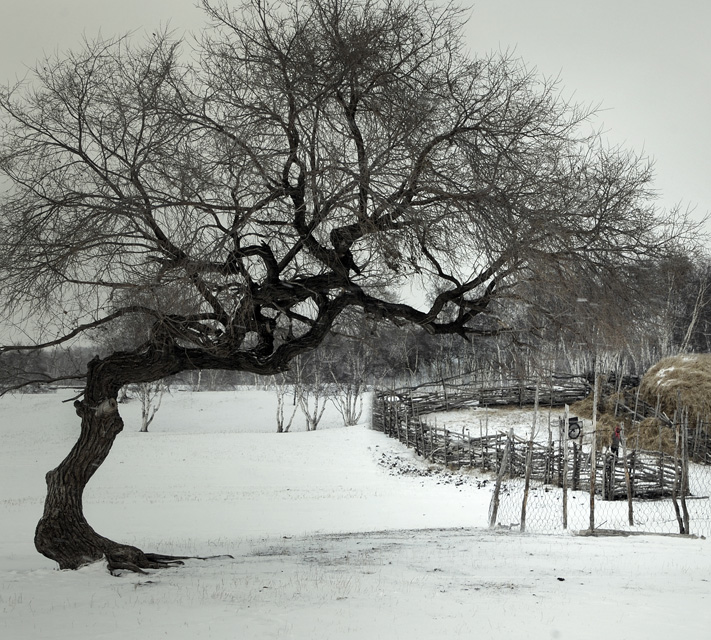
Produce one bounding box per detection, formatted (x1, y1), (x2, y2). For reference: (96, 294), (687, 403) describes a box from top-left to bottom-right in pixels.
(1, 389), (709, 639)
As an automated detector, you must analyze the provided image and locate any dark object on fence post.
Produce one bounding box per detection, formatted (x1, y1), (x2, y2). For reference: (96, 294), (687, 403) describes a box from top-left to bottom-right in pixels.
(489, 429), (513, 528)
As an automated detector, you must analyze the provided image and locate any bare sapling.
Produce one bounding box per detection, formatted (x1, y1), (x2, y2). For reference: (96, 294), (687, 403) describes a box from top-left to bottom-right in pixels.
(329, 378), (364, 426)
(272, 373), (298, 433)
(137, 381), (167, 433)
(520, 381), (539, 532)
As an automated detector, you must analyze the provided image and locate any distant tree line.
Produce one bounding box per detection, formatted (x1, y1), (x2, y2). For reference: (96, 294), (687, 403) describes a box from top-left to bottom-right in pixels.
(4, 249), (711, 394)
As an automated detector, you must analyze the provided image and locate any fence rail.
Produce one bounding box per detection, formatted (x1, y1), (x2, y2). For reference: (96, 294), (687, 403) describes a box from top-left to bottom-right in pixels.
(378, 375), (589, 417)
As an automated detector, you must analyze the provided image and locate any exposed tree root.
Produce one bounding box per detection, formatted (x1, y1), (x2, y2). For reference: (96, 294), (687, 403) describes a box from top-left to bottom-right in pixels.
(105, 547), (235, 575)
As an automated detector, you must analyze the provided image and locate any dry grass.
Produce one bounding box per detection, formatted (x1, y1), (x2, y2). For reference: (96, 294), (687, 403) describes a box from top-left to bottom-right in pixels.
(569, 398), (676, 455)
(639, 353), (711, 420)
(567, 354), (711, 456)
(634, 417), (676, 452)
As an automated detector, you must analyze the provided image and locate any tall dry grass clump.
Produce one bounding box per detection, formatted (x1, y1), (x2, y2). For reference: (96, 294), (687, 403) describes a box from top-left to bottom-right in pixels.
(639, 353), (711, 420)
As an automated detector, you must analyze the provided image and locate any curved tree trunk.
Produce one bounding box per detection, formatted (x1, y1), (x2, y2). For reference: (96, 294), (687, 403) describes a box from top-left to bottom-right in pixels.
(34, 353), (189, 571)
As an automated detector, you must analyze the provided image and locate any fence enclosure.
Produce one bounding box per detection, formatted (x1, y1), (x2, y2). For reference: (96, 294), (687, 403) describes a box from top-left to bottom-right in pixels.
(373, 376), (711, 537)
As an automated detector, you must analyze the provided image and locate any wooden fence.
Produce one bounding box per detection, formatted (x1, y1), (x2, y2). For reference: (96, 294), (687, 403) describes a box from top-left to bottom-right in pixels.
(373, 391), (685, 501)
(378, 374), (589, 418)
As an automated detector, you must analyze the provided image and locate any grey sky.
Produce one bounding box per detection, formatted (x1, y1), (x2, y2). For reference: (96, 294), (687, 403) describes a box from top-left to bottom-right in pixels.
(1, 0), (709, 228)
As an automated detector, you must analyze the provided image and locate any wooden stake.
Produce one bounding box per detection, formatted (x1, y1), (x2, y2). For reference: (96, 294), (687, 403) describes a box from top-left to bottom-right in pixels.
(562, 404), (569, 529)
(489, 428), (513, 528)
(671, 406), (685, 534)
(681, 409), (690, 533)
(590, 373), (599, 531)
(620, 422), (634, 526)
(520, 383), (539, 532)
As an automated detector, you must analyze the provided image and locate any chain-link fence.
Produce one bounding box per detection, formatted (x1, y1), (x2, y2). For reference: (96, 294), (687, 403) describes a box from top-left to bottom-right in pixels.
(491, 413), (711, 537)
(374, 385), (711, 538)
(494, 470), (711, 537)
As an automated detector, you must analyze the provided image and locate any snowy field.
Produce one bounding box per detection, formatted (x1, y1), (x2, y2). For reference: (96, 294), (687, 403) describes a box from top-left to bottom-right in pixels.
(1, 389), (710, 639)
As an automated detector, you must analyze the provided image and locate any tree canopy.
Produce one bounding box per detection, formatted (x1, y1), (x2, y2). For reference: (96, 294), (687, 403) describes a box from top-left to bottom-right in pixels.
(0, 0), (693, 570)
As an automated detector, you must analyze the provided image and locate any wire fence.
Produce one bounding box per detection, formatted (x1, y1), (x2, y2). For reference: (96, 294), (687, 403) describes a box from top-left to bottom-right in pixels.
(374, 384), (711, 538)
(494, 470), (711, 537)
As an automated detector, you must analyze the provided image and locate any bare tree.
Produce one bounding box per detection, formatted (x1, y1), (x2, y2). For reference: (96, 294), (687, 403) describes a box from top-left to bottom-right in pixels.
(328, 352), (366, 426)
(271, 372), (298, 432)
(136, 381), (167, 432)
(321, 316), (370, 425)
(0, 0), (690, 571)
(293, 354), (329, 430)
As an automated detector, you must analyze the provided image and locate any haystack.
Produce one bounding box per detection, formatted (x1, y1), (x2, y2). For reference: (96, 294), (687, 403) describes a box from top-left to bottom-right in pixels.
(639, 353), (711, 421)
(570, 385), (676, 454)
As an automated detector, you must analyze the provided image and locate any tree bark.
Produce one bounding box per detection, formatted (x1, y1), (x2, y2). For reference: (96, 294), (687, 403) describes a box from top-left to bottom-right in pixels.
(34, 353), (189, 571)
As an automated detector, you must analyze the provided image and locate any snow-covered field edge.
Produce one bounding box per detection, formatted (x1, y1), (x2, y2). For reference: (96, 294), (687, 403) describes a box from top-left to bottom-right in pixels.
(1, 389), (709, 639)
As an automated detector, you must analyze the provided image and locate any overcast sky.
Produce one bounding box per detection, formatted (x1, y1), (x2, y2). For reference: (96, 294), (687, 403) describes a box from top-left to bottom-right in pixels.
(1, 0), (709, 231)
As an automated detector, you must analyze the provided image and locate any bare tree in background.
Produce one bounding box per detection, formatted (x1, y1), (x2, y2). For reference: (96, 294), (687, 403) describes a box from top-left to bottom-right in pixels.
(321, 314), (371, 425)
(0, 0), (691, 571)
(136, 381), (167, 432)
(293, 354), (329, 430)
(271, 372), (298, 433)
(328, 346), (367, 426)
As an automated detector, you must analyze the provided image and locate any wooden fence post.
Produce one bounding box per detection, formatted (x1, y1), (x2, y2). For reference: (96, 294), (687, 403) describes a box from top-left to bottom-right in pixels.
(461, 426), (466, 468)
(519, 382), (539, 534)
(443, 427), (448, 466)
(671, 403), (685, 534)
(681, 409), (690, 533)
(395, 403), (401, 442)
(562, 404), (569, 529)
(520, 438), (534, 533)
(489, 429), (513, 528)
(590, 373), (599, 531)
(620, 422), (634, 526)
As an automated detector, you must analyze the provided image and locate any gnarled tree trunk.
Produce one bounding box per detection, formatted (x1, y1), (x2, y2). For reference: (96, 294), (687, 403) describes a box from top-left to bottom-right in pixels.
(34, 354), (187, 572)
